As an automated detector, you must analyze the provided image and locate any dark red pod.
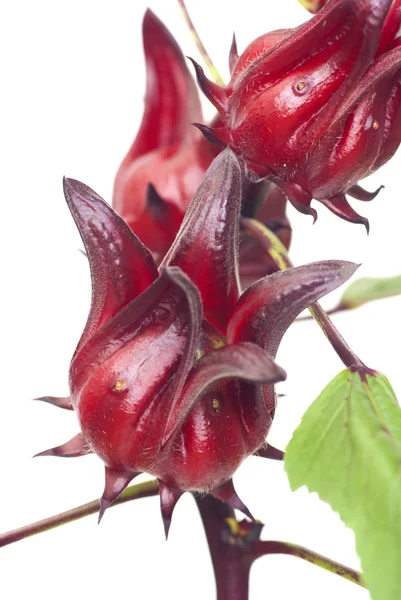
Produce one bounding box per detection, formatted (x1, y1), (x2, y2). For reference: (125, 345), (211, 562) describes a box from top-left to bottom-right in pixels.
(193, 0), (401, 229)
(37, 150), (357, 534)
(112, 9), (214, 253)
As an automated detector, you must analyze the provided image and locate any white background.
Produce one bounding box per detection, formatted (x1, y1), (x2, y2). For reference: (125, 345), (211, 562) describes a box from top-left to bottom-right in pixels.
(1, 1), (401, 598)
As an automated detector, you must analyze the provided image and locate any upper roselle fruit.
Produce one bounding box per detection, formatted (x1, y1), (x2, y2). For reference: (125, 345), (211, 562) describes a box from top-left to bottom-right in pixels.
(36, 149), (357, 535)
(192, 0), (401, 230)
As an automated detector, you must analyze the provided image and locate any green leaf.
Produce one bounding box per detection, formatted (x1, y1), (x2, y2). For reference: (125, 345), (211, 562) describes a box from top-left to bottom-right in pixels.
(339, 275), (401, 309)
(285, 369), (401, 600)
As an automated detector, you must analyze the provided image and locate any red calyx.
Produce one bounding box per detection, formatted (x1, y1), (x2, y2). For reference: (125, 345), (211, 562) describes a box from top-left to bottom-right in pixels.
(112, 9), (215, 253)
(36, 149), (357, 536)
(193, 0), (401, 230)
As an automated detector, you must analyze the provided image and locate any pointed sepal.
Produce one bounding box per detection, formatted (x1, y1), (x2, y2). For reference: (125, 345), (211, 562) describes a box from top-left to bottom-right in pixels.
(254, 443), (285, 461)
(187, 57), (228, 115)
(192, 123), (231, 148)
(64, 178), (158, 354)
(278, 182), (317, 223)
(159, 267), (203, 433)
(98, 468), (139, 523)
(227, 261), (359, 357)
(348, 184), (384, 202)
(162, 148), (242, 331)
(121, 9), (202, 159)
(159, 480), (183, 539)
(162, 342), (286, 446)
(33, 396), (72, 410)
(34, 433), (91, 458)
(229, 34), (239, 75)
(319, 195), (369, 233)
(210, 479), (254, 520)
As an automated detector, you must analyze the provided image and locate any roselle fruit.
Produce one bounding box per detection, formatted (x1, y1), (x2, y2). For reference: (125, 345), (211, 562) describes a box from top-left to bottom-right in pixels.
(112, 9), (214, 254)
(193, 0), (401, 230)
(36, 149), (357, 535)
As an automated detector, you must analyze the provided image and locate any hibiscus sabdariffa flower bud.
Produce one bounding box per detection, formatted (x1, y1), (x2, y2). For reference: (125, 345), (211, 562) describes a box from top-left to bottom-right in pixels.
(112, 9), (215, 254)
(192, 0), (401, 230)
(36, 149), (357, 536)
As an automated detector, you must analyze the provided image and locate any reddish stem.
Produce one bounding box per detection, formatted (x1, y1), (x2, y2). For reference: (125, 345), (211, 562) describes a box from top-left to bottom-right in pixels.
(0, 479), (159, 548)
(195, 495), (254, 600)
(195, 495), (364, 599)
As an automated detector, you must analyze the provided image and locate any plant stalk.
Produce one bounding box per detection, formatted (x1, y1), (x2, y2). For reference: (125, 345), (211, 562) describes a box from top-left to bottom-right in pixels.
(195, 495), (253, 600)
(195, 496), (364, 599)
(177, 0), (225, 85)
(0, 481), (364, 596)
(0, 479), (159, 548)
(253, 540), (364, 587)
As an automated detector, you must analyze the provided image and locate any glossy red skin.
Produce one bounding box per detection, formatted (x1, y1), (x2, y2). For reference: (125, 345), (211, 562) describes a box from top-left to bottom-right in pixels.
(73, 320), (270, 492)
(195, 0), (401, 226)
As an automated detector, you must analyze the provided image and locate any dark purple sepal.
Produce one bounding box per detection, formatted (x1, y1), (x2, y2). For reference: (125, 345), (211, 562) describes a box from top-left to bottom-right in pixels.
(158, 480), (184, 539)
(33, 396), (73, 410)
(98, 468), (140, 523)
(254, 443), (285, 461)
(158, 267), (202, 443)
(34, 433), (91, 458)
(348, 184), (384, 202)
(63, 178), (158, 354)
(229, 34), (239, 75)
(192, 123), (231, 148)
(319, 196), (370, 233)
(187, 57), (228, 115)
(278, 181), (317, 223)
(209, 479), (254, 520)
(162, 148), (242, 332)
(227, 261), (359, 357)
(162, 342), (286, 446)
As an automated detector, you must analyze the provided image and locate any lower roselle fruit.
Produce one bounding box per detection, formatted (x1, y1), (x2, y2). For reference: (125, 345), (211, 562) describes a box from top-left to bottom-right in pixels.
(36, 149), (357, 535)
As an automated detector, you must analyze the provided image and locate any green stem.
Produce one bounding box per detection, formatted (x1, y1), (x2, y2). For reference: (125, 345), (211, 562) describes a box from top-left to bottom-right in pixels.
(177, 0), (225, 85)
(196, 496), (364, 596)
(241, 217), (364, 369)
(0, 479), (159, 548)
(253, 540), (365, 588)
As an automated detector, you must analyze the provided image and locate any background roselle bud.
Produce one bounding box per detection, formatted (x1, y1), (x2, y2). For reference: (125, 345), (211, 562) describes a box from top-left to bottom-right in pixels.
(193, 0), (401, 230)
(112, 9), (215, 253)
(36, 149), (356, 535)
